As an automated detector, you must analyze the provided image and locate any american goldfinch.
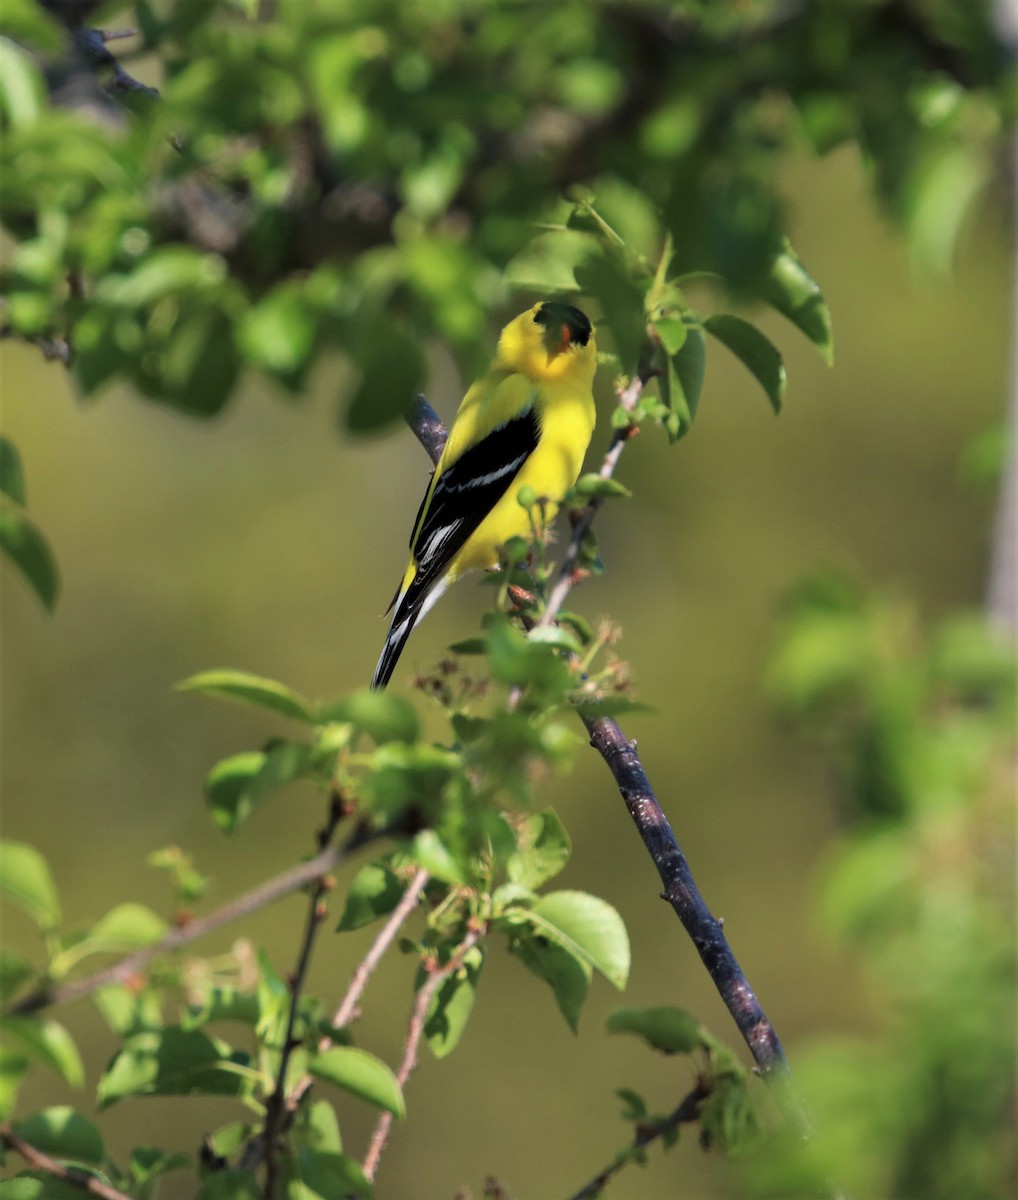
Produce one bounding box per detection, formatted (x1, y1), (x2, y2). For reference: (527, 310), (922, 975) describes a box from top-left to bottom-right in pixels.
(372, 300), (597, 689)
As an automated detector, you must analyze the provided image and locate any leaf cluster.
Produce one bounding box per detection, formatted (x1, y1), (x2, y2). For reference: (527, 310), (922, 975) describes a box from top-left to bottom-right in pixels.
(0, 642), (635, 1194)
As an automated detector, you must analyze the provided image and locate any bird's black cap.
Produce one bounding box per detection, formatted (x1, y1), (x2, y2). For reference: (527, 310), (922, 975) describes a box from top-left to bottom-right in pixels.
(534, 301), (592, 347)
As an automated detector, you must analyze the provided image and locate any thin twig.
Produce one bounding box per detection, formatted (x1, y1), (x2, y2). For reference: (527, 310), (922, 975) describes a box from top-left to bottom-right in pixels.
(287, 866), (431, 1115)
(361, 926), (484, 1182)
(565, 1081), (710, 1200)
(0, 1123), (132, 1200)
(5, 818), (382, 1018)
(330, 867), (431, 1033)
(403, 395), (799, 1104)
(261, 792), (347, 1198)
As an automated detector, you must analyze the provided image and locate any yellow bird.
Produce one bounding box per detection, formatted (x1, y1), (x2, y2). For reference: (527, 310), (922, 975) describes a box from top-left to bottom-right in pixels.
(372, 300), (598, 689)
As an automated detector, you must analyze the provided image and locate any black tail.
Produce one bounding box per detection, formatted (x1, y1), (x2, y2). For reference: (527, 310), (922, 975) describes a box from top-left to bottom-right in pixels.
(370, 576), (447, 689)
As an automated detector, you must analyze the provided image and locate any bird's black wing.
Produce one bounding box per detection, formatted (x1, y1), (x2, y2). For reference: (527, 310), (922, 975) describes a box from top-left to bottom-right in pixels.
(407, 403), (540, 594)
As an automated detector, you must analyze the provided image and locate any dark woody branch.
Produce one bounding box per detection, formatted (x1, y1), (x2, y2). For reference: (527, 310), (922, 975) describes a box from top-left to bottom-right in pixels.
(403, 392), (800, 1111)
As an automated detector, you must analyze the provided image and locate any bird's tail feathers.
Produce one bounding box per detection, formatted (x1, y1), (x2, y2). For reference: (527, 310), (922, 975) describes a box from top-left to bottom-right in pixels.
(371, 576), (449, 690)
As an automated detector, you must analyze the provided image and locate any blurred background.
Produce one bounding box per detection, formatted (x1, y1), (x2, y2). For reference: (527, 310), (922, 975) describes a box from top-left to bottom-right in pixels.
(2, 133), (1009, 1196)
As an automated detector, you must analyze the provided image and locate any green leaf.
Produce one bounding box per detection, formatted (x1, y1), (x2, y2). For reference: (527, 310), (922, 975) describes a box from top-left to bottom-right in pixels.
(504, 229), (595, 293)
(308, 1047), (405, 1117)
(507, 810), (572, 889)
(335, 860), (406, 933)
(89, 902), (167, 949)
(0, 498), (59, 612)
(128, 1146), (190, 1189)
(407, 830), (468, 886)
(424, 945), (484, 1059)
(205, 1122), (254, 1161)
(0, 1178), (86, 1200)
(176, 669), (315, 722)
(344, 322), (425, 433)
(145, 306), (240, 419)
(238, 285), (316, 380)
(606, 1006), (706, 1054)
(704, 314), (786, 414)
(699, 1073), (762, 1154)
(182, 984), (260, 1030)
(12, 1107), (103, 1165)
(662, 324), (706, 441)
(761, 241), (833, 364)
(0, 437), (26, 505)
(653, 315), (687, 355)
(525, 625), (584, 654)
(909, 143), (990, 277)
(0, 843), (59, 929)
(98, 1028), (250, 1107)
(0, 1), (63, 51)
(0, 1046), (29, 1119)
(527, 891), (630, 989)
(0, 37), (45, 127)
(319, 689), (420, 744)
(297, 1100), (342, 1154)
(0, 949), (33, 1004)
(617, 1087), (648, 1120)
(509, 933), (590, 1032)
(96, 248), (226, 308)
(573, 252), (647, 370)
(570, 474), (632, 501)
(361, 743), (460, 828)
(0, 1016), (83, 1088)
(204, 742), (312, 834)
(279, 1148), (373, 1199)
(195, 1169), (262, 1200)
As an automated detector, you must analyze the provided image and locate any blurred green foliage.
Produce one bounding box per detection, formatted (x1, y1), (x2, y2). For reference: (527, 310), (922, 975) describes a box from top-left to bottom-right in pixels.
(0, 0), (1013, 1196)
(753, 579), (1016, 1198)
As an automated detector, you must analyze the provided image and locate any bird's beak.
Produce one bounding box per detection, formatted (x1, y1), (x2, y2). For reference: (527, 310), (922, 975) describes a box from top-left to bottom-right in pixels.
(545, 323), (574, 358)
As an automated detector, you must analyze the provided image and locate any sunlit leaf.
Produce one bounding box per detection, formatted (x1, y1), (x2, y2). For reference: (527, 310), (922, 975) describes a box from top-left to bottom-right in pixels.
(319, 689), (420, 744)
(0, 1016), (83, 1088)
(423, 944), (484, 1059)
(526, 891), (630, 989)
(13, 1107), (103, 1165)
(335, 860), (406, 933)
(176, 669), (315, 722)
(195, 1169), (262, 1200)
(606, 1006), (706, 1054)
(0, 1046), (29, 1120)
(507, 810), (572, 890)
(98, 1028), (250, 1107)
(0, 842), (60, 929)
(309, 1047), (405, 1117)
(0, 37), (45, 127)
(89, 902), (167, 949)
(204, 743), (313, 834)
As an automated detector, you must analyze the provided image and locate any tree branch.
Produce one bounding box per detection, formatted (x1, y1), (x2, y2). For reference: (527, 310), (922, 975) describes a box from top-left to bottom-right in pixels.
(330, 866), (431, 1034)
(261, 791), (348, 1198)
(565, 1081), (710, 1200)
(403, 395), (798, 1100)
(0, 1123), (132, 1200)
(5, 816), (383, 1018)
(360, 925), (484, 1182)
